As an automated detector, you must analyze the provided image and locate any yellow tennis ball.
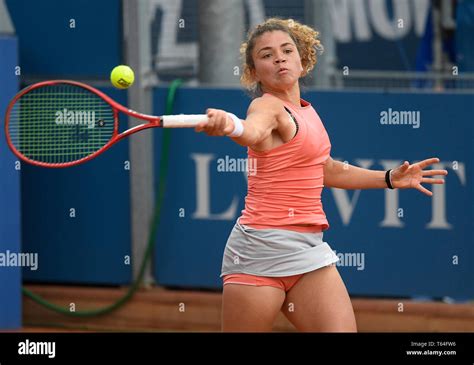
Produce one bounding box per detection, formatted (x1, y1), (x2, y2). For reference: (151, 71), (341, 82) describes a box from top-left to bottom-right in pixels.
(110, 65), (135, 89)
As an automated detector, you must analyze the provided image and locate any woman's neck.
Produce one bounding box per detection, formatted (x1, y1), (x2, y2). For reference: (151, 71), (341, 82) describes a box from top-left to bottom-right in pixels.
(262, 84), (301, 107)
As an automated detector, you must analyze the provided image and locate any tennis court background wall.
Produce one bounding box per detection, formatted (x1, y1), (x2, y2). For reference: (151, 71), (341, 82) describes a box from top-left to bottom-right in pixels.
(0, 35), (21, 329)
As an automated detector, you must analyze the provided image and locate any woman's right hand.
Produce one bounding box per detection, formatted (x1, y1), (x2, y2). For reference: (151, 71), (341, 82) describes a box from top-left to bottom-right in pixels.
(195, 108), (235, 136)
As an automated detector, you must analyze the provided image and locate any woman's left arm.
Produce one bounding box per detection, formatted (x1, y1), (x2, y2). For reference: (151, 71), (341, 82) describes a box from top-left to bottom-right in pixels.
(323, 157), (448, 196)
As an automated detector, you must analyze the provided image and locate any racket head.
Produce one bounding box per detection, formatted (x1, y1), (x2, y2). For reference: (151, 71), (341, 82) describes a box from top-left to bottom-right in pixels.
(5, 80), (119, 168)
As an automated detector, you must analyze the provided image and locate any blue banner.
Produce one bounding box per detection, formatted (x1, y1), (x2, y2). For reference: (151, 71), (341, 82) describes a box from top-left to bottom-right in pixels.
(152, 87), (473, 299)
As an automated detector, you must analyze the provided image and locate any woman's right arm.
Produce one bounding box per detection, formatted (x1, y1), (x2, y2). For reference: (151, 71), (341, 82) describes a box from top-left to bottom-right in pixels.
(195, 96), (283, 147)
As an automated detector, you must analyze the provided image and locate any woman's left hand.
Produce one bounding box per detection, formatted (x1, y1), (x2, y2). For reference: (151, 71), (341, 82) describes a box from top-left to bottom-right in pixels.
(390, 157), (448, 196)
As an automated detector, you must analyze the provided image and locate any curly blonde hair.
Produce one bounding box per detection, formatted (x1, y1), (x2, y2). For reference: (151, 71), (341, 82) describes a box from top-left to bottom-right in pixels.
(240, 18), (323, 95)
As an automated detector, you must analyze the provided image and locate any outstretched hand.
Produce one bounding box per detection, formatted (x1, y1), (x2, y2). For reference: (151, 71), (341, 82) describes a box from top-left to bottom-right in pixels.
(195, 108), (234, 136)
(390, 157), (448, 196)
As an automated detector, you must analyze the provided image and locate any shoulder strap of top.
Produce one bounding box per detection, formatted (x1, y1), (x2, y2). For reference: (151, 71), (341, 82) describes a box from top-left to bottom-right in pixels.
(284, 106), (299, 138)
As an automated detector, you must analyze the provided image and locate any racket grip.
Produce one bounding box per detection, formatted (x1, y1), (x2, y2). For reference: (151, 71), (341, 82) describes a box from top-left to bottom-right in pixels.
(162, 114), (208, 128)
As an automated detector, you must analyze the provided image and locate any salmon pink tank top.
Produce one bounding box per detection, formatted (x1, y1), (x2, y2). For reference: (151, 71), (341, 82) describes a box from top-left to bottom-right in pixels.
(239, 94), (331, 233)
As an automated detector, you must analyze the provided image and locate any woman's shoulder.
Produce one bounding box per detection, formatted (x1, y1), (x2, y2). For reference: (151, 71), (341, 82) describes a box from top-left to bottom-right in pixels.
(248, 93), (285, 112)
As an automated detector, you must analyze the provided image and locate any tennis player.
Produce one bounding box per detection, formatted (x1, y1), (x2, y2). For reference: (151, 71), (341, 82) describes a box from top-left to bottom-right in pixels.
(194, 18), (448, 332)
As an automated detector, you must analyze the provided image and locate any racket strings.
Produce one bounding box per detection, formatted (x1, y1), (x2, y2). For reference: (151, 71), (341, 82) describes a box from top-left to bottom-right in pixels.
(8, 84), (115, 164)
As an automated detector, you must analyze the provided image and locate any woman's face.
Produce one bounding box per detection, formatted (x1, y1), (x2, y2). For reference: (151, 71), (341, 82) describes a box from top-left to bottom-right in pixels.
(251, 30), (304, 92)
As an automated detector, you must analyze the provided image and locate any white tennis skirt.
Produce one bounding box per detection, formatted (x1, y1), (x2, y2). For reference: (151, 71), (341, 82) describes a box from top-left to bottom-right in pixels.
(221, 217), (339, 277)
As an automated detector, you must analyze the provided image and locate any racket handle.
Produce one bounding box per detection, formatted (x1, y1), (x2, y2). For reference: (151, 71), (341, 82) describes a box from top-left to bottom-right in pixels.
(162, 114), (208, 128)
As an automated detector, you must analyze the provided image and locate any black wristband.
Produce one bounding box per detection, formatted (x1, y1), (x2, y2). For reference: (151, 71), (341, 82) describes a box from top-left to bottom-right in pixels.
(385, 169), (394, 189)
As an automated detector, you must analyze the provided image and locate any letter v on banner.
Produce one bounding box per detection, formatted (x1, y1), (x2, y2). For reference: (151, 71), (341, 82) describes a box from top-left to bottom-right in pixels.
(329, 158), (375, 225)
(379, 160), (404, 227)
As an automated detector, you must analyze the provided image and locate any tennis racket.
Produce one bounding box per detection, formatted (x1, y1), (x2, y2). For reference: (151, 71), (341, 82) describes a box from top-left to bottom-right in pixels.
(4, 80), (208, 168)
